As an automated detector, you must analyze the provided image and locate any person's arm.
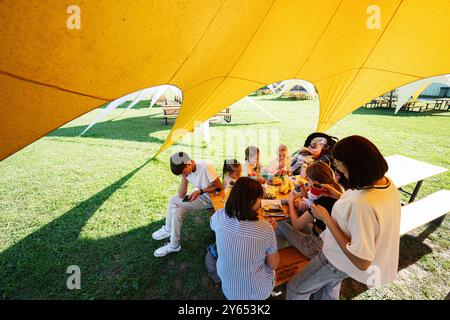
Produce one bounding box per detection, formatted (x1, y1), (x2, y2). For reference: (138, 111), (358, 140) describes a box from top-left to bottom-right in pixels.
(178, 175), (189, 198)
(266, 252), (279, 270)
(288, 191), (314, 230)
(310, 204), (372, 271)
(300, 146), (310, 154)
(203, 177), (223, 193)
(299, 181), (309, 198)
(190, 178), (223, 201)
(266, 218), (279, 269)
(321, 184), (343, 200)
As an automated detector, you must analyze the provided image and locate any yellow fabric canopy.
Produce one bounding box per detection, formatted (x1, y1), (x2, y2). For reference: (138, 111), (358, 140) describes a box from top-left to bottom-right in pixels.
(1, 0), (449, 161)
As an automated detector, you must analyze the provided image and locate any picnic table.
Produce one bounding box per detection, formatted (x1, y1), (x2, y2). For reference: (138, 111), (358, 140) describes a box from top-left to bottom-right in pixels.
(208, 177), (308, 287)
(434, 98), (450, 111)
(209, 156), (448, 287)
(385, 155), (448, 203)
(209, 183), (292, 219)
(402, 100), (436, 112)
(162, 106), (232, 125)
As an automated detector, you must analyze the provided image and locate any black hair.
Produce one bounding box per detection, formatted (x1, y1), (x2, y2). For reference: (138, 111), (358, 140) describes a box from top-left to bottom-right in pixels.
(225, 177), (263, 221)
(222, 159), (242, 180)
(170, 152), (191, 176)
(332, 135), (388, 190)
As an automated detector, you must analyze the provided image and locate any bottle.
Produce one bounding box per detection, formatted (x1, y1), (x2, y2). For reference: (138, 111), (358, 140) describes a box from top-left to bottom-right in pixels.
(300, 163), (308, 178)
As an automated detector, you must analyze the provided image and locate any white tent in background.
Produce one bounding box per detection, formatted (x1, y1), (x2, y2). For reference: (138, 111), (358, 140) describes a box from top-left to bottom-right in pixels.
(194, 121), (210, 144)
(81, 85), (183, 135)
(277, 79), (316, 99)
(149, 85), (183, 108)
(113, 87), (157, 119)
(80, 90), (144, 136)
(395, 75), (450, 113)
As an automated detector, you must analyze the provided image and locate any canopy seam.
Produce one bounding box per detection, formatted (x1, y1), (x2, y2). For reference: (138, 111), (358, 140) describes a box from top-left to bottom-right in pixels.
(0, 70), (110, 101)
(166, 0), (227, 84)
(321, 0), (404, 121)
(294, 0), (344, 77)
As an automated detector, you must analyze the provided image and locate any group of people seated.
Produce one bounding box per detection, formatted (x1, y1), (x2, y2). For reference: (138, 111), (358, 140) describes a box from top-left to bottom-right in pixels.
(151, 133), (402, 300)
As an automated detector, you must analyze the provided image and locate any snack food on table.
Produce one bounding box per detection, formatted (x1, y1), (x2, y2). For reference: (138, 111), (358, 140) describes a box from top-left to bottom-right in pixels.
(278, 178), (295, 195)
(263, 186), (277, 199)
(271, 176), (283, 186)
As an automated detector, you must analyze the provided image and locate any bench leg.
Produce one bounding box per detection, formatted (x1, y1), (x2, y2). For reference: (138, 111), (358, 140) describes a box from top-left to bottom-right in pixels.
(409, 180), (423, 203)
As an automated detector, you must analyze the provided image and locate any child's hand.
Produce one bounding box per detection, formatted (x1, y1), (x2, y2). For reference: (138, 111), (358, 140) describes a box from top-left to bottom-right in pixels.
(300, 147), (310, 154)
(309, 145), (323, 158)
(267, 218), (278, 231)
(310, 204), (330, 222)
(297, 200), (309, 213)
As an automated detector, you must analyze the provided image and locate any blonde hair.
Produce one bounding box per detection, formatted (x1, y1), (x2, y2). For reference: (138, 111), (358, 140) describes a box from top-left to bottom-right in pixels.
(278, 144), (288, 154)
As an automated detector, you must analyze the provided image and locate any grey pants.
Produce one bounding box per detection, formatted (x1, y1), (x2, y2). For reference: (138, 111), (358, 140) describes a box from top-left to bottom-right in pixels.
(286, 251), (348, 300)
(165, 194), (213, 243)
(276, 220), (323, 259)
(277, 220), (347, 300)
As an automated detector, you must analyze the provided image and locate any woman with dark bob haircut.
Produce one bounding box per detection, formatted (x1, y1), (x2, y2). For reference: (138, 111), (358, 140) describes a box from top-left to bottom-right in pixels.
(287, 135), (401, 300)
(210, 177), (279, 300)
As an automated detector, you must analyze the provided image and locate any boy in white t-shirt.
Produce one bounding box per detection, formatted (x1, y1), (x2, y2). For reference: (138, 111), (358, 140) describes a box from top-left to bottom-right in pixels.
(152, 152), (223, 257)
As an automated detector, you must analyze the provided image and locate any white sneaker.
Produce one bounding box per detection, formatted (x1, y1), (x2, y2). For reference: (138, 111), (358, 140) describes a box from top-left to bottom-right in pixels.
(152, 226), (171, 240)
(154, 242), (181, 257)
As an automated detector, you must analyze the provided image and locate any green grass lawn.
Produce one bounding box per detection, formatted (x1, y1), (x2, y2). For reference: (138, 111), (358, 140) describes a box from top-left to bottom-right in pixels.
(0, 96), (449, 299)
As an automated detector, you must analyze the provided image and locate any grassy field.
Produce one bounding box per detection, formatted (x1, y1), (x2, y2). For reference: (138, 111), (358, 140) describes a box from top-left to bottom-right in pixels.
(0, 96), (449, 300)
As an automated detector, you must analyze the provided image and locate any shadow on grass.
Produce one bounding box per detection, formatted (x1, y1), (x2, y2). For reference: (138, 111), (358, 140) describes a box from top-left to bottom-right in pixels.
(271, 219), (444, 300)
(340, 220), (443, 300)
(352, 107), (450, 118)
(48, 113), (205, 149)
(0, 158), (221, 299)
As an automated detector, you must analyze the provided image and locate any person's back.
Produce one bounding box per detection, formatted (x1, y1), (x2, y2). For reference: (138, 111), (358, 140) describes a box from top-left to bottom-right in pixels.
(321, 179), (401, 285)
(211, 209), (277, 300)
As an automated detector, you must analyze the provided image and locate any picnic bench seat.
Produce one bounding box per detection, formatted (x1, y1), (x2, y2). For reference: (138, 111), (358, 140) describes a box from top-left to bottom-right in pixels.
(275, 190), (449, 287)
(275, 246), (309, 286)
(400, 189), (450, 235)
(162, 106), (232, 125)
(402, 101), (435, 112)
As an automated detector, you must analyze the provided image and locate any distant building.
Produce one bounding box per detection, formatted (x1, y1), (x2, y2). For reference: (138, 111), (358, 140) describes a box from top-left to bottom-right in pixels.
(420, 83), (450, 98)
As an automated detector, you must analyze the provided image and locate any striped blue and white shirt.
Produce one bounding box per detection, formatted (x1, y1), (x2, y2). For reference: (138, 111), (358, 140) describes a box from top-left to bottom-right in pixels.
(210, 209), (277, 300)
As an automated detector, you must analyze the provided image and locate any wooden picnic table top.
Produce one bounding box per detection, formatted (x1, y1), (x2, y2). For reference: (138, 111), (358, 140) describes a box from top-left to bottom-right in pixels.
(209, 176), (305, 220)
(162, 105), (181, 110)
(385, 155), (447, 188)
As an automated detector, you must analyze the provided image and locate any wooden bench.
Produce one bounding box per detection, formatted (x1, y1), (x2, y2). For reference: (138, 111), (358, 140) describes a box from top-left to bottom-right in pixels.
(162, 106), (233, 125)
(275, 246), (309, 286)
(434, 98), (450, 111)
(275, 189), (449, 287)
(162, 104), (182, 125)
(402, 101), (435, 112)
